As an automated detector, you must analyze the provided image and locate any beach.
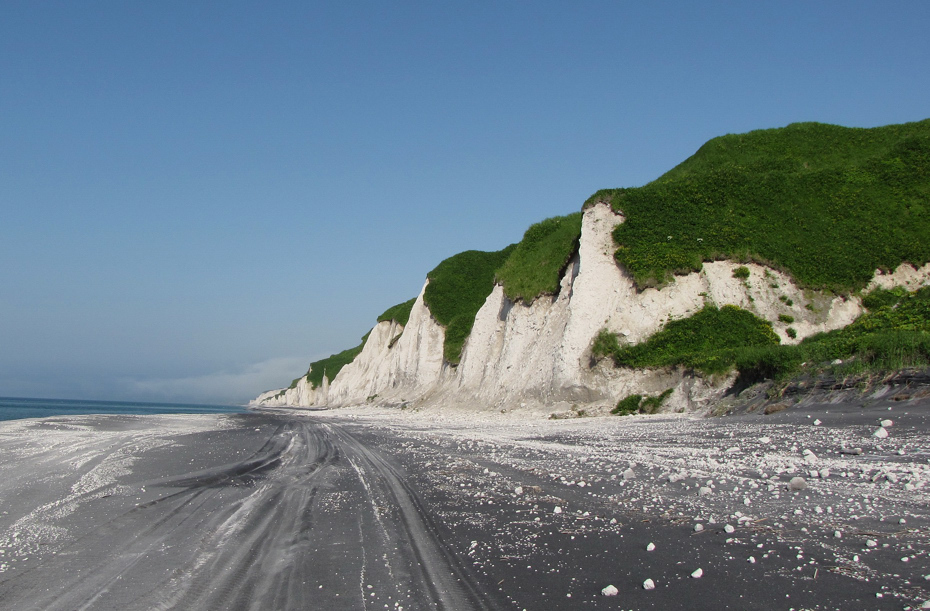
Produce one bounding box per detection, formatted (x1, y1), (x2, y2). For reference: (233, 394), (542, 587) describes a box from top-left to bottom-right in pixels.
(0, 398), (927, 610)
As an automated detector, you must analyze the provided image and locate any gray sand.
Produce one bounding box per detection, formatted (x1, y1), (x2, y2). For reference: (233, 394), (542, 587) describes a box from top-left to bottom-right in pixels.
(0, 398), (927, 610)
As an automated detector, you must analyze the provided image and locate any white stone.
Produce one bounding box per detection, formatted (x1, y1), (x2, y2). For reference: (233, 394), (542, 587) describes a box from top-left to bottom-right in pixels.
(881, 419), (893, 427)
(601, 585), (619, 597)
(691, 568), (703, 579)
(643, 579), (656, 590)
(724, 524), (735, 534)
(646, 542), (656, 551)
(694, 523), (704, 532)
(874, 427), (889, 439)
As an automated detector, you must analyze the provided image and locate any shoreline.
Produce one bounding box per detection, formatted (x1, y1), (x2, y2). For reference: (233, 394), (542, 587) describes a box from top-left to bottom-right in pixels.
(0, 396), (927, 609)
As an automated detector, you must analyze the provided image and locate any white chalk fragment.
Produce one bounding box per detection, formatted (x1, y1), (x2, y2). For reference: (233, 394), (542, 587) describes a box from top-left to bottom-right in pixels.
(514, 486), (523, 495)
(601, 585), (619, 597)
(724, 524), (735, 534)
(814, 419), (822, 426)
(873, 427), (889, 439)
(622, 468), (636, 480)
(694, 523), (704, 532)
(788, 477), (807, 491)
(691, 568), (703, 579)
(699, 486), (712, 496)
(646, 542), (656, 551)
(643, 579), (655, 590)
(553, 506), (562, 514)
(881, 419), (893, 427)
(748, 556), (756, 564)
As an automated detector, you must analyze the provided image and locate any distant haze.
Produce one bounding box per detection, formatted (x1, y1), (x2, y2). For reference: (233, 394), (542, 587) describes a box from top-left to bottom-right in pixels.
(2, 2), (929, 404)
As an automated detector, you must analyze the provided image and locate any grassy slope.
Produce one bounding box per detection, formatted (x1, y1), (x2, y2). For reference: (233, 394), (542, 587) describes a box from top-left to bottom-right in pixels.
(424, 246), (517, 363)
(298, 330), (371, 389)
(378, 298), (417, 326)
(587, 119), (930, 291)
(495, 213), (583, 302)
(595, 288), (930, 385)
(593, 305), (781, 375)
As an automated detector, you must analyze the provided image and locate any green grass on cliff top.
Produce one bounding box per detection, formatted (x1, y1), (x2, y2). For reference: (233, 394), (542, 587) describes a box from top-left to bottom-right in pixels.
(495, 212), (582, 302)
(423, 212), (582, 363)
(587, 119), (930, 291)
(424, 246), (516, 364)
(299, 330), (371, 389)
(377, 298), (417, 327)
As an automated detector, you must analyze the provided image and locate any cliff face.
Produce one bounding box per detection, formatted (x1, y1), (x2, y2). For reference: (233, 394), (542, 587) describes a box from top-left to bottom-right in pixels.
(252, 202), (930, 414)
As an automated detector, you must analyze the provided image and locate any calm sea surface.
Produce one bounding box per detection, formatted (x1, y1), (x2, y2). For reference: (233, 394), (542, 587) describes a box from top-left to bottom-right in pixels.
(0, 396), (248, 422)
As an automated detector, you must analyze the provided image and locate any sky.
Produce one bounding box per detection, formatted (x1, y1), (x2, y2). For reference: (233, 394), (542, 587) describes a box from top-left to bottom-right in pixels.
(2, 1), (929, 405)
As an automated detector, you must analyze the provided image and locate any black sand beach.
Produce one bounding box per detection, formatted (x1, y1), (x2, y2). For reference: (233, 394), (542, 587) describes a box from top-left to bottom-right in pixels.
(0, 398), (927, 610)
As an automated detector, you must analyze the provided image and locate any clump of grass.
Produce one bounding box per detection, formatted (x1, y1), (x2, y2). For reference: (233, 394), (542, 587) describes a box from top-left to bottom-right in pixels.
(378, 298), (417, 326)
(611, 388), (674, 415)
(424, 246), (517, 364)
(593, 305), (780, 375)
(611, 394), (643, 415)
(586, 119), (930, 291)
(786, 327), (798, 339)
(779, 314), (795, 324)
(733, 266), (750, 279)
(495, 213), (582, 302)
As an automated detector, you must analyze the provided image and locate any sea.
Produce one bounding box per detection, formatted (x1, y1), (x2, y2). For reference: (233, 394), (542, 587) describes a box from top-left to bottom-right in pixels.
(0, 396), (248, 422)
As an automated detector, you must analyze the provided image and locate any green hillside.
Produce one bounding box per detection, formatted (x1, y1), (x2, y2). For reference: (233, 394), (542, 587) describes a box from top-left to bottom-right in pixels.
(424, 246), (517, 363)
(496, 213), (583, 302)
(588, 119), (930, 291)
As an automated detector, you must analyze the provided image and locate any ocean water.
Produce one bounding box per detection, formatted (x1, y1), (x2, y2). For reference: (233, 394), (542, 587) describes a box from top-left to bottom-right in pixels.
(0, 396), (248, 422)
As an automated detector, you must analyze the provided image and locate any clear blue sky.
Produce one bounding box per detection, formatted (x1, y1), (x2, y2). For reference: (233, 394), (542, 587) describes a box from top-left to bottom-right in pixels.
(2, 1), (928, 404)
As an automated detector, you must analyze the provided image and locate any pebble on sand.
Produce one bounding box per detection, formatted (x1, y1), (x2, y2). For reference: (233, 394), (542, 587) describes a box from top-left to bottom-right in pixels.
(601, 585), (619, 597)
(694, 523), (704, 532)
(553, 506), (562, 514)
(873, 427), (889, 439)
(881, 419), (893, 427)
(646, 542), (656, 551)
(691, 568), (704, 579)
(788, 476), (807, 491)
(643, 579), (656, 590)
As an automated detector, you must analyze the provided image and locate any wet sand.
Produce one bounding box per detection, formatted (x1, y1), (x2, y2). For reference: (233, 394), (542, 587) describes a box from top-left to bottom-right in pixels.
(0, 397), (927, 610)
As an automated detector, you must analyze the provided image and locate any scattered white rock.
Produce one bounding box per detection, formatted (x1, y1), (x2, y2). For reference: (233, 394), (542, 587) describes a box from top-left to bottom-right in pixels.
(694, 523), (704, 532)
(899, 518), (907, 525)
(813, 419), (822, 426)
(881, 419), (893, 427)
(866, 539), (878, 548)
(788, 477), (807, 491)
(553, 506), (562, 514)
(841, 447), (863, 455)
(601, 585), (619, 597)
(873, 427), (889, 439)
(724, 524), (735, 534)
(691, 568), (704, 579)
(646, 542), (656, 552)
(514, 486), (523, 495)
(699, 486), (712, 496)
(643, 579), (656, 590)
(834, 530), (842, 539)
(748, 556), (756, 564)
(622, 468), (636, 480)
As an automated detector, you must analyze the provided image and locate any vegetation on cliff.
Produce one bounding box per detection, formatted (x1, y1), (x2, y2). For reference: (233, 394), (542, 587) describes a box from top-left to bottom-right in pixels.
(595, 287), (930, 385)
(495, 213), (583, 302)
(297, 330), (371, 389)
(378, 298), (417, 326)
(587, 119), (930, 291)
(424, 246), (516, 363)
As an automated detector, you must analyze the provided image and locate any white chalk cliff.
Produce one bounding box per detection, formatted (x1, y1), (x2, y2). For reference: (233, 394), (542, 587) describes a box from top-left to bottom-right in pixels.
(253, 202), (930, 414)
